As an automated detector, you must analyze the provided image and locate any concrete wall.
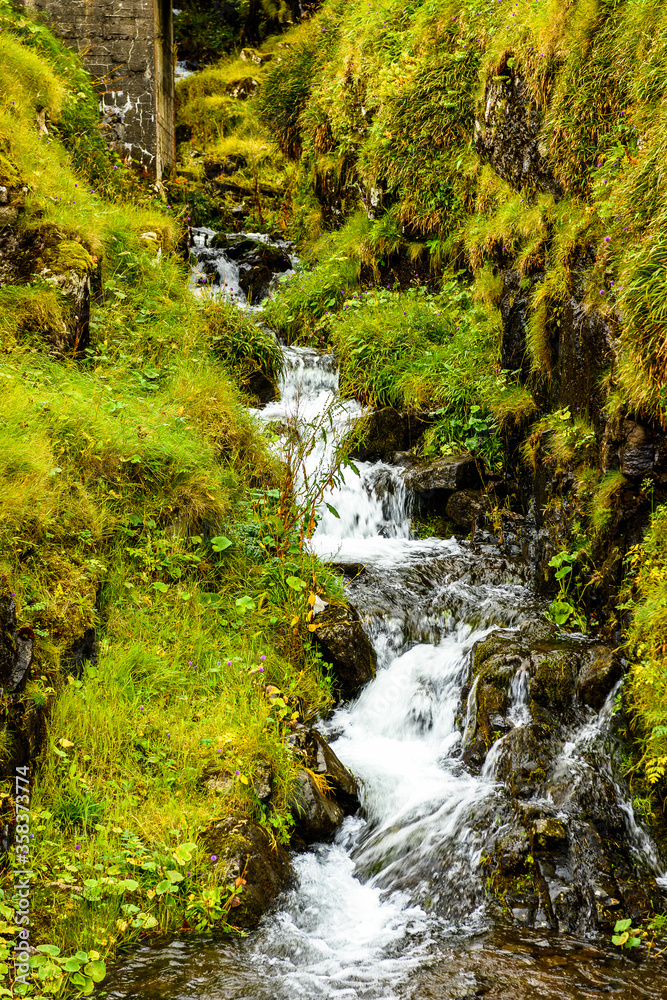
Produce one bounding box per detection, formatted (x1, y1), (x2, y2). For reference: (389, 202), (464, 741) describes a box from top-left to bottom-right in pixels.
(25, 0), (175, 177)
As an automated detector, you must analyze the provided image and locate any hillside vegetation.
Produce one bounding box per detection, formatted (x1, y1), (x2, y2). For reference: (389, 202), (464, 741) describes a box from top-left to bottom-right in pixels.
(0, 4), (343, 991)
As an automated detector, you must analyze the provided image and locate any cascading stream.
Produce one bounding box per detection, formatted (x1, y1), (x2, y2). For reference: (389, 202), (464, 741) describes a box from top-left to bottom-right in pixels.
(106, 237), (667, 1000)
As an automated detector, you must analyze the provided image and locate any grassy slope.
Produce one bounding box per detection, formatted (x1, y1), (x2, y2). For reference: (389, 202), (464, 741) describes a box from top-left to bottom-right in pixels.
(0, 6), (343, 993)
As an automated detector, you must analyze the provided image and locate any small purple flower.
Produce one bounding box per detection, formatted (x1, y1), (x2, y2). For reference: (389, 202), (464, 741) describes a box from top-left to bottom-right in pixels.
(75, 844), (81, 850)
(140, 705), (145, 711)
(217, 748), (222, 753)
(167, 732), (171, 737)
(259, 655), (266, 662)
(599, 289), (605, 295)
(259, 666), (264, 672)
(235, 769), (240, 775)
(211, 855), (217, 862)
(227, 660), (232, 666)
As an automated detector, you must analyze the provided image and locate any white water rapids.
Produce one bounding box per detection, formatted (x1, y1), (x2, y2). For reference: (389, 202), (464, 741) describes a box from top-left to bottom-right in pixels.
(105, 237), (667, 1000)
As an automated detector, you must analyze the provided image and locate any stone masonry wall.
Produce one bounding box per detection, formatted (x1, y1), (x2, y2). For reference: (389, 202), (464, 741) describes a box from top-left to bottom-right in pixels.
(23, 0), (175, 178)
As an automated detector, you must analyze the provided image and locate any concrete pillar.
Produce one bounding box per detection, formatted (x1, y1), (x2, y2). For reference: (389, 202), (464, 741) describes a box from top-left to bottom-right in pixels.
(25, 0), (175, 178)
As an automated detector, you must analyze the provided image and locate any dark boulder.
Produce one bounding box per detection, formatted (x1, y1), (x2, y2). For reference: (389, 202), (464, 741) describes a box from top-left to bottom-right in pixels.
(445, 490), (487, 531)
(348, 408), (431, 462)
(312, 604), (376, 698)
(0, 595), (32, 692)
(291, 769), (345, 843)
(576, 646), (623, 711)
(403, 456), (483, 511)
(288, 725), (359, 813)
(245, 369), (278, 405)
(201, 816), (293, 929)
(225, 77), (259, 100)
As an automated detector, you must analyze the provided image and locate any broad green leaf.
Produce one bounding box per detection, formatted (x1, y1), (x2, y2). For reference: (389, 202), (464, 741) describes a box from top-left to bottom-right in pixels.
(84, 960), (106, 983)
(36, 944), (61, 957)
(211, 535), (233, 552)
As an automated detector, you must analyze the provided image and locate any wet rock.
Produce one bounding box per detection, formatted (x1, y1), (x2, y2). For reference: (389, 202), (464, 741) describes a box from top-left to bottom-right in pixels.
(245, 369), (278, 405)
(529, 650), (578, 715)
(445, 490), (487, 531)
(0, 595), (32, 692)
(312, 603), (376, 698)
(475, 69), (559, 195)
(238, 263), (273, 303)
(288, 725), (359, 813)
(201, 815), (293, 929)
(348, 408), (430, 462)
(619, 420), (655, 477)
(531, 818), (568, 851)
(403, 455), (482, 496)
(291, 768), (345, 842)
(576, 646), (623, 711)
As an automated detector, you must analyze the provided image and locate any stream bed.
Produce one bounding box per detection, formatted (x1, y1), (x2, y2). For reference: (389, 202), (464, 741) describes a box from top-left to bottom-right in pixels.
(106, 235), (667, 999)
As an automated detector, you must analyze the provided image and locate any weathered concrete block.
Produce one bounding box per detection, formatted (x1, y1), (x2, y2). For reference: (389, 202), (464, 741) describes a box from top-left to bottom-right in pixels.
(23, 0), (175, 178)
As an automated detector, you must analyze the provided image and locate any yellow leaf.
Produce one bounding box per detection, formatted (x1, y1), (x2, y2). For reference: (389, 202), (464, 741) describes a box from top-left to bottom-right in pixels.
(290, 615), (300, 628)
(240, 776), (249, 785)
(307, 623), (322, 632)
(308, 592), (316, 607)
(59, 738), (75, 748)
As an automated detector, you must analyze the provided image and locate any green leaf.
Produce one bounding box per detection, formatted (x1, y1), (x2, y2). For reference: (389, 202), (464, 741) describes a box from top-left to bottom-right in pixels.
(84, 960), (106, 983)
(70, 972), (94, 994)
(614, 918), (632, 933)
(64, 958), (82, 972)
(152, 581), (169, 593)
(324, 502), (340, 519)
(199, 592), (223, 609)
(173, 842), (196, 864)
(286, 576), (307, 592)
(119, 878), (139, 891)
(36, 944), (61, 957)
(211, 535), (233, 553)
(167, 869), (184, 883)
(155, 879), (172, 894)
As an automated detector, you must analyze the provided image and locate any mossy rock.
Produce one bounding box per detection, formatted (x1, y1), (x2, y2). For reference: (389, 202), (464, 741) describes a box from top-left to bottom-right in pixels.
(45, 240), (95, 276)
(529, 650), (578, 714)
(201, 815), (293, 930)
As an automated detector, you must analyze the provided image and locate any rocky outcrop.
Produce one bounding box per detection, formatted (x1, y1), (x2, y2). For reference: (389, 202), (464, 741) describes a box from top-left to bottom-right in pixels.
(1, 594), (33, 693)
(312, 603), (377, 698)
(201, 816), (293, 929)
(475, 68), (559, 196)
(289, 725), (359, 843)
(462, 624), (663, 935)
(348, 408), (431, 462)
(576, 646), (623, 711)
(402, 455), (484, 523)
